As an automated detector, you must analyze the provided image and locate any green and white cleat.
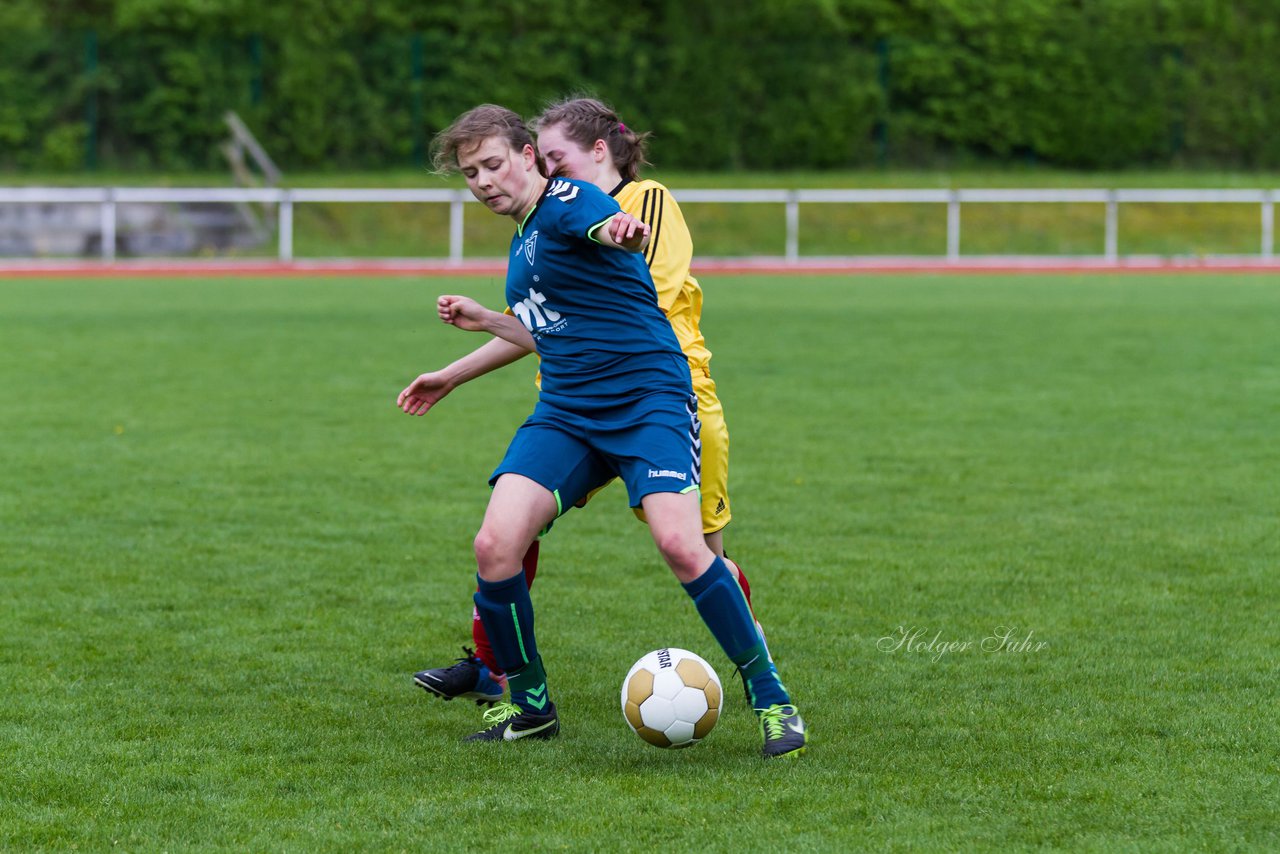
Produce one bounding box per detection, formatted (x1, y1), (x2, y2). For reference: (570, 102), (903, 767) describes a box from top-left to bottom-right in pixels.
(758, 704), (808, 758)
(464, 701), (560, 742)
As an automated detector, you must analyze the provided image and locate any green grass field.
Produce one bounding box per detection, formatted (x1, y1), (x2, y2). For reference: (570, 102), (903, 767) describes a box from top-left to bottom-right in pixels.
(2, 273), (1277, 851)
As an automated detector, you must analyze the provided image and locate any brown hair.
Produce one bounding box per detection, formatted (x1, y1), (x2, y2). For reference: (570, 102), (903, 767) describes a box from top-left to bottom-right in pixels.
(430, 104), (539, 174)
(532, 97), (651, 181)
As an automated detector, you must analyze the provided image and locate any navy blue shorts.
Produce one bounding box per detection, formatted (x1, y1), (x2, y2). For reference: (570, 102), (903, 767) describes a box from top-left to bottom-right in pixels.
(489, 391), (702, 516)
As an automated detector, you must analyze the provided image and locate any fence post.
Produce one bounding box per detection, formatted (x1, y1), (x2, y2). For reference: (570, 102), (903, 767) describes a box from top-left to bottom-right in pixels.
(449, 194), (465, 264)
(100, 188), (115, 261)
(785, 191), (799, 262)
(1105, 191), (1118, 261)
(1262, 192), (1274, 260)
(946, 190), (960, 261)
(278, 190), (293, 261)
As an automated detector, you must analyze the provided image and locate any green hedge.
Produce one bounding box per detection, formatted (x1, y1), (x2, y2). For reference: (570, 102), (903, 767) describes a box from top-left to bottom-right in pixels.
(2, 0), (1278, 173)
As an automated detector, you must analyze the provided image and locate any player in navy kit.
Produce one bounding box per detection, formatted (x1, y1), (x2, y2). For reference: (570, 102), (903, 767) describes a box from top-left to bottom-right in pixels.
(398, 105), (805, 757)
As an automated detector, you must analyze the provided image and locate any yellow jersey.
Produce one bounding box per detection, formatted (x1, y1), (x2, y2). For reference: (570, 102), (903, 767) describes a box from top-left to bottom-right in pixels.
(612, 179), (712, 375)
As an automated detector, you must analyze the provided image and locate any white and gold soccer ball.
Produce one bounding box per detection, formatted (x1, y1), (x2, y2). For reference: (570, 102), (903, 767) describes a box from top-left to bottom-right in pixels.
(621, 648), (722, 748)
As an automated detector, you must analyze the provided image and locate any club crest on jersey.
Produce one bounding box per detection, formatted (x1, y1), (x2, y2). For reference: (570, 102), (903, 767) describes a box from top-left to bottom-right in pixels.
(547, 179), (580, 202)
(521, 230), (538, 265)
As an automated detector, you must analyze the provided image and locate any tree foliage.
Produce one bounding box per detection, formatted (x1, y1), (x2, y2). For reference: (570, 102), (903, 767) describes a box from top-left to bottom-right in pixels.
(1, 0), (1276, 172)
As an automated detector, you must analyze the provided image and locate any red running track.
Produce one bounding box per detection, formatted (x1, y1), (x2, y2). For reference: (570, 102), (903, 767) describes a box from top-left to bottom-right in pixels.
(3, 256), (1280, 278)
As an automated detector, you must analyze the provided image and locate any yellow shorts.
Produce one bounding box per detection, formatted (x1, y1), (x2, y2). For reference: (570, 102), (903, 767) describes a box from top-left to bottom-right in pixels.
(691, 372), (731, 533)
(579, 371), (730, 534)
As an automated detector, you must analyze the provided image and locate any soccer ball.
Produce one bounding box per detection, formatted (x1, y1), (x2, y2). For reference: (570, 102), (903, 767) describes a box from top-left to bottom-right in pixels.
(621, 648), (722, 748)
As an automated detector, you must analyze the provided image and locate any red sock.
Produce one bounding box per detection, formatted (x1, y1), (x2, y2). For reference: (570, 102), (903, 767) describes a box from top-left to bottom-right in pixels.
(471, 541), (541, 675)
(726, 556), (755, 615)
(522, 539), (540, 586)
(471, 605), (500, 674)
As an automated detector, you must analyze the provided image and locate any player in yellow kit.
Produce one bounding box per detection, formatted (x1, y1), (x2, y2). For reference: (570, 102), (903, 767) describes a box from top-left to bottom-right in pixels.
(535, 101), (731, 551)
(609, 172), (731, 532)
(408, 98), (774, 709)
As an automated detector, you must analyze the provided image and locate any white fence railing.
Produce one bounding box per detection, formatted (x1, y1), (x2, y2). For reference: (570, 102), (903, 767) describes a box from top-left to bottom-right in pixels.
(1, 187), (1276, 262)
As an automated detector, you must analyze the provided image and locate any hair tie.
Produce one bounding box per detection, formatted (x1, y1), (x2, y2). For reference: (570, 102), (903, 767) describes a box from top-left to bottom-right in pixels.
(618, 122), (628, 134)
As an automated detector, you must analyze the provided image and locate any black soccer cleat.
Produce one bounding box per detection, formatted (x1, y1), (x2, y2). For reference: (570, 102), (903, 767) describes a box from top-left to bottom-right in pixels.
(758, 704), (808, 759)
(464, 702), (560, 742)
(413, 647), (506, 706)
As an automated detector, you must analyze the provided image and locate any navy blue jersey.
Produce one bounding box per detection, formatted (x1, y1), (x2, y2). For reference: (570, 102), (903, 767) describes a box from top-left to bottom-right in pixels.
(506, 177), (689, 409)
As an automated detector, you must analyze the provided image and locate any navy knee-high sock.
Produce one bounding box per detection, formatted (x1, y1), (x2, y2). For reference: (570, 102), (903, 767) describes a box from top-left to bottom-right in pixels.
(682, 556), (789, 710)
(474, 573), (549, 713)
